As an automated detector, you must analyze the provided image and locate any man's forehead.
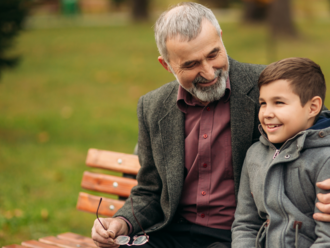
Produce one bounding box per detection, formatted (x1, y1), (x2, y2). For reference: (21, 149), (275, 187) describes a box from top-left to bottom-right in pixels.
(166, 37), (222, 64)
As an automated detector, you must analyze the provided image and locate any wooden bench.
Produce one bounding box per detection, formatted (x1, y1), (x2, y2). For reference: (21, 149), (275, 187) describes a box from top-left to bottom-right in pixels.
(2, 148), (140, 248)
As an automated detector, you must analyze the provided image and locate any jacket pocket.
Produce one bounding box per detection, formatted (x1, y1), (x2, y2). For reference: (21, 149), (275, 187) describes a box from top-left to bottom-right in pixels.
(285, 167), (313, 214)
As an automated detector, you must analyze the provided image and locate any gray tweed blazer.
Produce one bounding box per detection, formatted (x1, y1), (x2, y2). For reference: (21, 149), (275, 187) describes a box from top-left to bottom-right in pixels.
(114, 57), (266, 235)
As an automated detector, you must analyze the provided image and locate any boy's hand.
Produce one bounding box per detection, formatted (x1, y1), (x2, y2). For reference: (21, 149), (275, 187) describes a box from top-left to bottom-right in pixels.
(314, 179), (330, 222)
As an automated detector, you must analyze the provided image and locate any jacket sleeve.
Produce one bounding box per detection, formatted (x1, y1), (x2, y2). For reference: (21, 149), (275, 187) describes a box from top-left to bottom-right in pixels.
(232, 158), (265, 248)
(311, 157), (330, 247)
(114, 95), (163, 235)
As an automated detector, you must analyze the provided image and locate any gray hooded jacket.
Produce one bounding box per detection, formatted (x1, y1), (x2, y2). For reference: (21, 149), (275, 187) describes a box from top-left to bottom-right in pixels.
(232, 112), (330, 248)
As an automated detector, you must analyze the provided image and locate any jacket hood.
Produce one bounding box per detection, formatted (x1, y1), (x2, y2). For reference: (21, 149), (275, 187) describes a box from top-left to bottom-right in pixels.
(259, 110), (330, 150)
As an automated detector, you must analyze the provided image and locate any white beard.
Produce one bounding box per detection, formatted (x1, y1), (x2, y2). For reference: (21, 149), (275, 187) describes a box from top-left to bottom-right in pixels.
(174, 67), (229, 103)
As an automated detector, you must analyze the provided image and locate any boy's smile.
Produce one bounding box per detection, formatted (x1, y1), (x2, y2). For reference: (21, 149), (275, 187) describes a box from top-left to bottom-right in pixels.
(259, 79), (316, 144)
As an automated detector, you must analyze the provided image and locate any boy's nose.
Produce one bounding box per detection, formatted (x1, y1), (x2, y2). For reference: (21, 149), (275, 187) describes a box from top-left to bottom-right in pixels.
(263, 108), (275, 118)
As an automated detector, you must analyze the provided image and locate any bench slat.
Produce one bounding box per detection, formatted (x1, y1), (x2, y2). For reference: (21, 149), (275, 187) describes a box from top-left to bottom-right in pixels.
(3, 245), (30, 248)
(81, 171), (137, 198)
(21, 241), (58, 248)
(39, 237), (91, 248)
(57, 233), (95, 247)
(86, 149), (140, 175)
(76, 192), (125, 217)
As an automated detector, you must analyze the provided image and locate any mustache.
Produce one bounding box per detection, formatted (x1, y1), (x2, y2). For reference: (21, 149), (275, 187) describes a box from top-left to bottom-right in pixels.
(193, 69), (222, 84)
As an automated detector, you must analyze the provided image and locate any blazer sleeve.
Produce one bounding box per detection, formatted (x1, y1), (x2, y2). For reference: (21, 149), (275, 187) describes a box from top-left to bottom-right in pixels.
(114, 95), (164, 234)
(232, 158), (264, 248)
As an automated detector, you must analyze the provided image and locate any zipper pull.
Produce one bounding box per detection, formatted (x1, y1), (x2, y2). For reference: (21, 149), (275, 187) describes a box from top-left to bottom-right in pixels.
(273, 149), (280, 159)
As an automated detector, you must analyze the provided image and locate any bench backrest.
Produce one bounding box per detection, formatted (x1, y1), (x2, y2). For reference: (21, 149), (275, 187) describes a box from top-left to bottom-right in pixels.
(76, 148), (140, 217)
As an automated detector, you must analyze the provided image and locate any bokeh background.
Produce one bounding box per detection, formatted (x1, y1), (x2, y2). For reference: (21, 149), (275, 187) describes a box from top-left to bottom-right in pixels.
(1, 0), (330, 245)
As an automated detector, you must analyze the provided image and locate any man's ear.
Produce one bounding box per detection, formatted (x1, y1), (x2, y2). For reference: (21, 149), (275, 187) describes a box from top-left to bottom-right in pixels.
(158, 56), (173, 73)
(309, 96), (323, 118)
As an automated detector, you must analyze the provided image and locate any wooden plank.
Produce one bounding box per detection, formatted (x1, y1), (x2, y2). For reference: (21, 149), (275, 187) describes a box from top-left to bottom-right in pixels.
(81, 171), (137, 198)
(76, 192), (125, 217)
(57, 233), (96, 247)
(86, 149), (140, 175)
(21, 240), (58, 248)
(3, 245), (29, 248)
(39, 237), (92, 248)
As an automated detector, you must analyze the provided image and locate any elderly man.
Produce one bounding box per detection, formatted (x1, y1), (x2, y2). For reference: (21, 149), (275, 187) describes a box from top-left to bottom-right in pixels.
(92, 2), (330, 248)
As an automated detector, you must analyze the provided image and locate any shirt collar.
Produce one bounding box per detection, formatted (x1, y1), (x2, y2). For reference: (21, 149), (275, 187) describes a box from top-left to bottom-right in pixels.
(177, 77), (231, 114)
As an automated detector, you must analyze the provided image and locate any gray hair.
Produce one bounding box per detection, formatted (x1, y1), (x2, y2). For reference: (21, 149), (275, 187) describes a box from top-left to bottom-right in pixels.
(154, 2), (222, 63)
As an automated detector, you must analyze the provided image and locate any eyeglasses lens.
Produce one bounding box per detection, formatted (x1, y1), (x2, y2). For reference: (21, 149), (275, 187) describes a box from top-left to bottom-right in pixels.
(114, 235), (130, 245)
(133, 236), (148, 245)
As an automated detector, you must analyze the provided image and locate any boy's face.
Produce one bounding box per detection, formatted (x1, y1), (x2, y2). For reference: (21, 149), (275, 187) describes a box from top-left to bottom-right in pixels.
(259, 79), (315, 144)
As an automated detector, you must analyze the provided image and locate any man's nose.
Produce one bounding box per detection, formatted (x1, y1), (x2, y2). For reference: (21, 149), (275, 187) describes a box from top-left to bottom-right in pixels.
(200, 62), (215, 81)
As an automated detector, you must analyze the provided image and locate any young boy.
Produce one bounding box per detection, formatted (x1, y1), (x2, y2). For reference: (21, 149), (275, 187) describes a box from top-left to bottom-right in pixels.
(231, 57), (330, 248)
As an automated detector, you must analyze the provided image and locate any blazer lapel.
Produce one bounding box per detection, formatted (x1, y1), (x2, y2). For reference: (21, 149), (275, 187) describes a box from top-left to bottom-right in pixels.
(229, 58), (258, 195)
(158, 83), (185, 217)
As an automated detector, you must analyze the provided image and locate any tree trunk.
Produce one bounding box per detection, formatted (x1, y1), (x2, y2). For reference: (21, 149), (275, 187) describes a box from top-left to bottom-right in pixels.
(268, 0), (297, 37)
(198, 0), (230, 8)
(243, 1), (268, 22)
(131, 0), (149, 21)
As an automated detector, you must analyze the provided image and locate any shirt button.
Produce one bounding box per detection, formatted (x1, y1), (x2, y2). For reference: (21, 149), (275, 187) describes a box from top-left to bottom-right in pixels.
(202, 191), (206, 196)
(206, 107), (210, 111)
(203, 163), (207, 168)
(203, 134), (208, 139)
(201, 213), (205, 218)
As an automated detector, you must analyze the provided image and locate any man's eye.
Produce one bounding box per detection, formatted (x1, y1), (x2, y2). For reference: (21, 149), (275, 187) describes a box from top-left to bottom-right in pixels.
(208, 52), (218, 59)
(185, 63), (197, 69)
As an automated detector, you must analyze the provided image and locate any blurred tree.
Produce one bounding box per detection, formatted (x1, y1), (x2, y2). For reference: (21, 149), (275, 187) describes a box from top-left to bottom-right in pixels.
(111, 0), (126, 9)
(198, 0), (230, 8)
(268, 0), (296, 37)
(242, 0), (297, 37)
(0, 0), (27, 78)
(131, 0), (149, 21)
(243, 0), (269, 22)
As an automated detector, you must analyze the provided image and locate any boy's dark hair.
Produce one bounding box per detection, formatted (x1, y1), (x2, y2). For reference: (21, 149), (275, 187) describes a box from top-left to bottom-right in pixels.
(258, 57), (326, 108)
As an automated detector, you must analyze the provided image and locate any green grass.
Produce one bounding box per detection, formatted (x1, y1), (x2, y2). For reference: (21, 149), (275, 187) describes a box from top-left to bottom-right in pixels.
(1, 15), (330, 246)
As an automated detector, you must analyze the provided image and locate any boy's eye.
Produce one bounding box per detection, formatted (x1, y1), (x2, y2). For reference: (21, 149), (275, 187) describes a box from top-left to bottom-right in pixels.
(259, 102), (266, 106)
(276, 101), (284, 105)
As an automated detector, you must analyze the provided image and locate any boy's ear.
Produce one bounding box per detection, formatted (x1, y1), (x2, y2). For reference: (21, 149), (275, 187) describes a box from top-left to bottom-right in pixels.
(308, 96), (323, 118)
(158, 56), (173, 73)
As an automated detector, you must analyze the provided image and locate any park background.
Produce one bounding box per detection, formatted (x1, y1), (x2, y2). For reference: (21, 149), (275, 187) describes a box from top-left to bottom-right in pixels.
(1, 0), (330, 245)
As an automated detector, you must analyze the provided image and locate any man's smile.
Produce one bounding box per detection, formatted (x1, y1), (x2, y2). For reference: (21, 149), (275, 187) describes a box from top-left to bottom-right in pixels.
(197, 76), (218, 87)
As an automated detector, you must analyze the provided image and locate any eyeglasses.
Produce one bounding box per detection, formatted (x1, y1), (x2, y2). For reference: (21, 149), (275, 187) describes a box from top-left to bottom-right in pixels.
(96, 197), (149, 246)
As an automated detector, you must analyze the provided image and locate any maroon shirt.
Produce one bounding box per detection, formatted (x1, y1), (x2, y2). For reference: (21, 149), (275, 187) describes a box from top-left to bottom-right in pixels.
(176, 79), (236, 230)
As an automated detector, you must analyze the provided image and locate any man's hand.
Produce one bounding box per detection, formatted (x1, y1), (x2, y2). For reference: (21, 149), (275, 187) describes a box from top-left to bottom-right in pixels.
(314, 179), (330, 222)
(91, 217), (129, 248)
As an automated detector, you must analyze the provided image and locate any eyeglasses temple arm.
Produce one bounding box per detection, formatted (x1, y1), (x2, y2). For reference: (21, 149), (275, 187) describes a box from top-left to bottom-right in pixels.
(97, 198), (107, 231)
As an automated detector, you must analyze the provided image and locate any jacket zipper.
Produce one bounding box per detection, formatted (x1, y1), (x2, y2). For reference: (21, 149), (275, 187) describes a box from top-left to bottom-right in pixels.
(258, 126), (305, 160)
